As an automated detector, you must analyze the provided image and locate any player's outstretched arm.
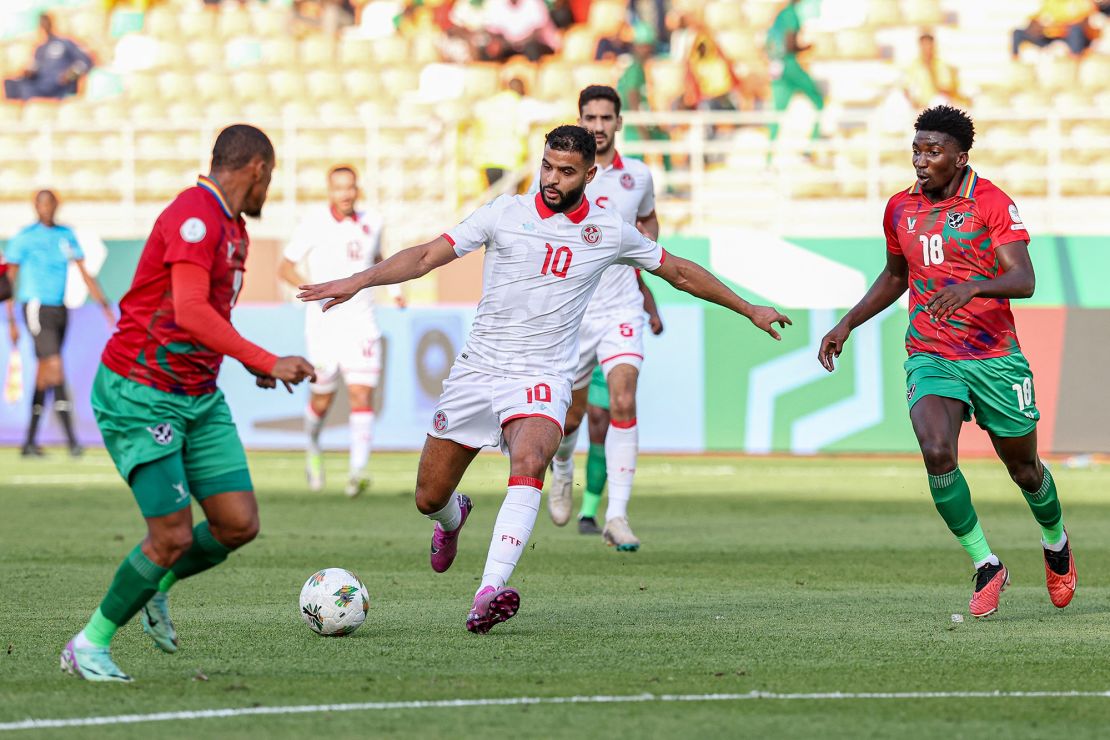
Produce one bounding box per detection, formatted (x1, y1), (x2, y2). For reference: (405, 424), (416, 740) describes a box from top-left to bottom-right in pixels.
(818, 251), (909, 372)
(296, 236), (458, 311)
(650, 254), (791, 340)
(171, 263), (314, 388)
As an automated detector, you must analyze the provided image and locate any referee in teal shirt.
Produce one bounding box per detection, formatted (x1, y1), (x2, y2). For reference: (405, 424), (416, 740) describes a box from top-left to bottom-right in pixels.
(5, 190), (113, 456)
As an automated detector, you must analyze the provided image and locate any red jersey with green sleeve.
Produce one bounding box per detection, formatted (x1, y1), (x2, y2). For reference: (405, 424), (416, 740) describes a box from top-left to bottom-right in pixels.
(102, 176), (255, 395)
(884, 168), (1031, 360)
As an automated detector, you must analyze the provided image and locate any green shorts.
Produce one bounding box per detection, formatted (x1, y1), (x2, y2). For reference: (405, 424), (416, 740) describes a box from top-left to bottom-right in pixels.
(92, 364), (252, 518)
(587, 365), (609, 410)
(905, 352), (1039, 438)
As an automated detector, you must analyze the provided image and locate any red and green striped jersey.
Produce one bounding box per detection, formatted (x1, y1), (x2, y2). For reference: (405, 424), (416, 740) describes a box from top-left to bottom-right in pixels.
(884, 168), (1031, 360)
(101, 176), (249, 395)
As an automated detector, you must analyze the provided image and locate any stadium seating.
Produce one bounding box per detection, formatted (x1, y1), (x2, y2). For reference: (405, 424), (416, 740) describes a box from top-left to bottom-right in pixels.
(0, 0), (1104, 218)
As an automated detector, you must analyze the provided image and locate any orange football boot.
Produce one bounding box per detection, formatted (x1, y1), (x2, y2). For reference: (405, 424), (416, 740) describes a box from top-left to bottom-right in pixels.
(1043, 530), (1076, 608)
(969, 561), (1009, 618)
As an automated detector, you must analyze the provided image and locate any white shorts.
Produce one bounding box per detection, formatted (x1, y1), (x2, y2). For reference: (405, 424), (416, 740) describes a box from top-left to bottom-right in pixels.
(572, 313), (645, 391)
(307, 331), (383, 395)
(429, 363), (570, 453)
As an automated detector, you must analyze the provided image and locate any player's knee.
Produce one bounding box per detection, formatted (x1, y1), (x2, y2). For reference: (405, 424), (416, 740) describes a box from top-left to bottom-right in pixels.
(151, 527), (193, 563)
(210, 516), (259, 550)
(564, 408), (585, 435)
(609, 390), (636, 418)
(415, 485), (449, 515)
(919, 441), (957, 474)
(1007, 461), (1042, 492)
(512, 449), (550, 479)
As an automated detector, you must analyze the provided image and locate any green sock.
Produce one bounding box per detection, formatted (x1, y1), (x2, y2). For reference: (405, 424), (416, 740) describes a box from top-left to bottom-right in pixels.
(928, 468), (992, 563)
(82, 608), (118, 648)
(88, 544), (169, 643)
(956, 522), (994, 565)
(579, 443), (607, 519)
(162, 521), (232, 588)
(1021, 463), (1064, 545)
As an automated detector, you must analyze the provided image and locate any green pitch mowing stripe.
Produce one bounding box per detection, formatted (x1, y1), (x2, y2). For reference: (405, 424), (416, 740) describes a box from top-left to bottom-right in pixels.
(5, 690), (1110, 731)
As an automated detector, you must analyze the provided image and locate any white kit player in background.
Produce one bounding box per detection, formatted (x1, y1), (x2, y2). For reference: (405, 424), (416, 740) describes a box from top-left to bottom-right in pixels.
(298, 126), (790, 634)
(279, 166), (405, 497)
(532, 85), (661, 549)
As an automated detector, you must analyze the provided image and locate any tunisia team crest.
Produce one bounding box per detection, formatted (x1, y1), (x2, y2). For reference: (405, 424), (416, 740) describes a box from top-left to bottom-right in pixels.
(433, 411), (448, 432)
(581, 224), (602, 244)
(620, 173), (635, 190)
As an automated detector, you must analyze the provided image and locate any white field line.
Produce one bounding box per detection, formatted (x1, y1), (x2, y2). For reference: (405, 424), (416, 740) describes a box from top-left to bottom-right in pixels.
(3, 690), (1110, 732)
(6, 475), (122, 485)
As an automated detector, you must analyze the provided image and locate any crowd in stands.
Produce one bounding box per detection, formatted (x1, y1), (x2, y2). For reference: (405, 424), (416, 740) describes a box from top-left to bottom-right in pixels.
(3, 0), (1110, 207)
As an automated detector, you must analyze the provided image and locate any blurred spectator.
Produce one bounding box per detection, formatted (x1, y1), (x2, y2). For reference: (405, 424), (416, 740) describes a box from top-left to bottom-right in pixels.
(682, 31), (741, 112)
(618, 23), (672, 171)
(904, 31), (962, 109)
(474, 78), (547, 187)
(596, 22), (633, 61)
(3, 14), (94, 102)
(766, 0), (824, 151)
(630, 0), (667, 49)
(1012, 0), (1094, 57)
(294, 0), (357, 36)
(482, 0), (558, 62)
(0, 255), (14, 347)
(550, 0), (575, 30)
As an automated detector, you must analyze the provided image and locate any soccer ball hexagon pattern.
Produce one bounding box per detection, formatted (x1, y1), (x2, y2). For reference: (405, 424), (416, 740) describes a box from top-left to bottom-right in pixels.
(298, 568), (370, 636)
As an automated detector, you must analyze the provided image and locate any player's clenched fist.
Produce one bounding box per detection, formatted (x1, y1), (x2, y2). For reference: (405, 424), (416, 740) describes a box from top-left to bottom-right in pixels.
(748, 305), (792, 341)
(297, 275), (365, 311)
(818, 322), (851, 372)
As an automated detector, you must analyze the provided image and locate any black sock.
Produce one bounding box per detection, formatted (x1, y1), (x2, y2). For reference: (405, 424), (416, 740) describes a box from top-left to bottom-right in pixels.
(25, 388), (46, 447)
(51, 384), (78, 447)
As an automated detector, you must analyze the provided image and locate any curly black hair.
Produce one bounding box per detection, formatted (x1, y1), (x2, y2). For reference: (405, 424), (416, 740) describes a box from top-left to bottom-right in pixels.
(914, 105), (974, 152)
(545, 124), (596, 163)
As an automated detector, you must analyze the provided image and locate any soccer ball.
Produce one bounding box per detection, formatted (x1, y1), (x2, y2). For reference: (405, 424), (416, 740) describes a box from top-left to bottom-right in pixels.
(298, 568), (370, 636)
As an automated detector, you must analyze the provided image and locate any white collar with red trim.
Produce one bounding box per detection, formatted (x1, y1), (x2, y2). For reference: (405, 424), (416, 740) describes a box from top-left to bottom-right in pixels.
(533, 192), (590, 225)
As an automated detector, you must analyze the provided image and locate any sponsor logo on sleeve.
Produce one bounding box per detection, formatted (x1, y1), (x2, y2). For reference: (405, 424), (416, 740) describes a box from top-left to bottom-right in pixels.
(180, 217), (207, 243)
(1008, 204), (1026, 230)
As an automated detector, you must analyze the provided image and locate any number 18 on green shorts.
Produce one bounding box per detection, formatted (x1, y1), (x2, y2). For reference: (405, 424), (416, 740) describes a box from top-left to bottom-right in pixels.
(905, 351), (1039, 438)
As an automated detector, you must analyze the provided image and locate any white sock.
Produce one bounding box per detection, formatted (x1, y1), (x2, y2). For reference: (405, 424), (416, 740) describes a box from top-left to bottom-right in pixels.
(605, 420), (638, 521)
(552, 427), (579, 478)
(305, 406), (325, 455)
(349, 409), (375, 476)
(973, 553), (1001, 569)
(479, 478), (541, 592)
(1043, 529), (1067, 552)
(427, 492), (464, 532)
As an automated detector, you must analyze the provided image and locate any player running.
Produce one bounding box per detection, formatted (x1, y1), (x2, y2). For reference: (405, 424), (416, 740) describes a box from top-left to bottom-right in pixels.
(818, 106), (1075, 619)
(536, 85), (662, 549)
(279, 165), (404, 497)
(299, 125), (790, 634)
(61, 125), (315, 682)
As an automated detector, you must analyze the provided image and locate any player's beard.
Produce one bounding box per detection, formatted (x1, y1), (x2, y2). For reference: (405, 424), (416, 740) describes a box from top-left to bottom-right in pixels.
(543, 180), (587, 213)
(594, 134), (613, 156)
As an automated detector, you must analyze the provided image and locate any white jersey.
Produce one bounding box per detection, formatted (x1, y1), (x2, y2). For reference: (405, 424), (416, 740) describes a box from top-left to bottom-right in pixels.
(444, 192), (665, 379)
(531, 152), (656, 320)
(284, 206), (384, 338)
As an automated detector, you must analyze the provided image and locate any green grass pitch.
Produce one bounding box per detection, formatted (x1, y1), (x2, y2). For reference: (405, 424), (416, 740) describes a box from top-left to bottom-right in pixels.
(2, 449), (1109, 738)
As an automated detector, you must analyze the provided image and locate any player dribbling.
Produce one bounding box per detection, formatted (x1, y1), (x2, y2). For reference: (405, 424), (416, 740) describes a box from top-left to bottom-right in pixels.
(299, 125), (791, 633)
